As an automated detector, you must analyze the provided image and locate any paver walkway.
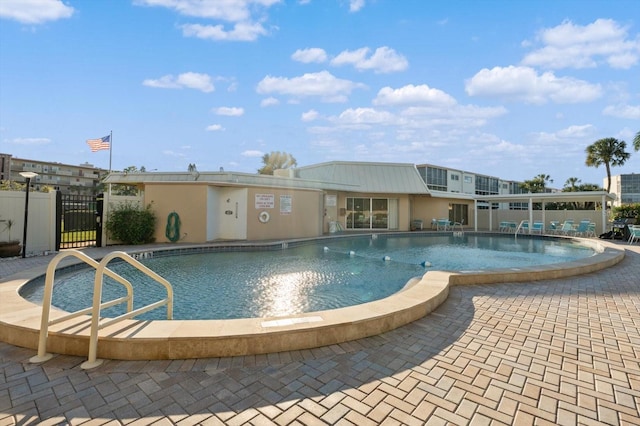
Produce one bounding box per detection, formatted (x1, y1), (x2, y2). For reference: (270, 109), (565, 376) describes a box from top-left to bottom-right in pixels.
(1, 243), (639, 425)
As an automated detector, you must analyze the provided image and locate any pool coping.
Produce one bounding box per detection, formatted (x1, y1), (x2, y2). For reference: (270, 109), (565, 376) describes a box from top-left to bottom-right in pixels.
(0, 233), (625, 361)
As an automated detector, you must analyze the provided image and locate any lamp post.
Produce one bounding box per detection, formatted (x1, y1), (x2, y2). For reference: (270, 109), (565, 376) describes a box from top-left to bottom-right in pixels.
(19, 172), (38, 258)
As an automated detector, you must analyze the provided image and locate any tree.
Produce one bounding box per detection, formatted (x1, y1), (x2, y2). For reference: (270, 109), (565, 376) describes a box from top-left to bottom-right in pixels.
(585, 137), (630, 193)
(564, 177), (581, 192)
(520, 174), (553, 193)
(257, 151), (297, 175)
(633, 131), (640, 151)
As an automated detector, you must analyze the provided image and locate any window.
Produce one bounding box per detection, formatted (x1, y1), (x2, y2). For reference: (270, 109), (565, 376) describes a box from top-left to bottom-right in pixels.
(451, 174), (459, 181)
(424, 167), (447, 191)
(464, 176), (472, 184)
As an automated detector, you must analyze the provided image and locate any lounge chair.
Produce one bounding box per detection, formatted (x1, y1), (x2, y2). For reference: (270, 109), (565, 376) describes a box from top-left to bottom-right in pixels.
(548, 221), (560, 234)
(573, 220), (591, 237)
(629, 226), (640, 244)
(531, 222), (544, 234)
(558, 220), (575, 235)
(584, 222), (596, 238)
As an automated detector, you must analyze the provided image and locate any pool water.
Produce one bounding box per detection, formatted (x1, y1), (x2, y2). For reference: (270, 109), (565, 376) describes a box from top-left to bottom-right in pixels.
(21, 234), (594, 320)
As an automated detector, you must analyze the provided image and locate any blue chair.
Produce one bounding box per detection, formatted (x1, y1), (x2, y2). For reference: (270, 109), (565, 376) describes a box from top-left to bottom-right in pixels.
(532, 222), (544, 234)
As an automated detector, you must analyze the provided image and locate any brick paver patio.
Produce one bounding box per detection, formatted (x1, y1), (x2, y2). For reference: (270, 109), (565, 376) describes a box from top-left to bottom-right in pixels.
(1, 242), (639, 425)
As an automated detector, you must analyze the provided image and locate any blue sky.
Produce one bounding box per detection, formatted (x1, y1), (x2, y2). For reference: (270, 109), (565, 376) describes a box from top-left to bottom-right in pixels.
(1, 0), (639, 188)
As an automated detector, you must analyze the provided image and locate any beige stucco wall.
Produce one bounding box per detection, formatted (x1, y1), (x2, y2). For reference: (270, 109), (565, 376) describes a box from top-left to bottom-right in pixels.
(411, 196), (475, 228)
(246, 187), (323, 240)
(144, 184), (209, 244)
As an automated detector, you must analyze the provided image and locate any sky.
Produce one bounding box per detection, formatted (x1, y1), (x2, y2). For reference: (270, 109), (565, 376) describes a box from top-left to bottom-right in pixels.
(1, 0), (639, 189)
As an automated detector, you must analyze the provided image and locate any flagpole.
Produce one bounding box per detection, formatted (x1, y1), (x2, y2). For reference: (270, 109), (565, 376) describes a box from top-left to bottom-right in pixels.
(109, 130), (113, 173)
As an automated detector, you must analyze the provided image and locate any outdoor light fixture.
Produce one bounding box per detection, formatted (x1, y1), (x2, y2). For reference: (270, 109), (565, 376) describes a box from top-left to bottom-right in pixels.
(19, 172), (38, 258)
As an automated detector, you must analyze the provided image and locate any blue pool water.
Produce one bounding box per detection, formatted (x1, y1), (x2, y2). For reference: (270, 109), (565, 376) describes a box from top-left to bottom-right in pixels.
(21, 234), (594, 320)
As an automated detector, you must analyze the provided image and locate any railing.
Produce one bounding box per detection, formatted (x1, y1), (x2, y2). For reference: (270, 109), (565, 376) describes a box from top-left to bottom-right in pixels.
(514, 220), (529, 237)
(29, 250), (173, 369)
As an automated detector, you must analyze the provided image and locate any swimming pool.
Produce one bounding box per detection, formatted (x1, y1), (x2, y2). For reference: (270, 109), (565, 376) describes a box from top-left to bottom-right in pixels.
(21, 234), (594, 321)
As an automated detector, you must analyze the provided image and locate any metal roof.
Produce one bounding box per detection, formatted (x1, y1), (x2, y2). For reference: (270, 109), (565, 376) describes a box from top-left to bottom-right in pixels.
(102, 171), (359, 192)
(295, 161), (431, 194)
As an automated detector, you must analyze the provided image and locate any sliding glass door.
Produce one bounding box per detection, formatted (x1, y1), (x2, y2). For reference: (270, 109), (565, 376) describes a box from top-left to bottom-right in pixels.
(346, 197), (397, 230)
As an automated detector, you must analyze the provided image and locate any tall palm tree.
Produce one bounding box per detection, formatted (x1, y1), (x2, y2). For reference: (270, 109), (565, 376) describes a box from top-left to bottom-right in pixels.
(634, 131), (640, 151)
(585, 137), (630, 193)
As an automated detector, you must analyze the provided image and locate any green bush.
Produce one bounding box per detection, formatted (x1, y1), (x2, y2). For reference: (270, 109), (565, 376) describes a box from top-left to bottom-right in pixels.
(612, 203), (640, 224)
(106, 202), (157, 244)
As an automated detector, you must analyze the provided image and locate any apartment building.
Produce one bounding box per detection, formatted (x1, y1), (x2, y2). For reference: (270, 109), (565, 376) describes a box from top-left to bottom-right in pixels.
(0, 153), (107, 195)
(610, 174), (640, 206)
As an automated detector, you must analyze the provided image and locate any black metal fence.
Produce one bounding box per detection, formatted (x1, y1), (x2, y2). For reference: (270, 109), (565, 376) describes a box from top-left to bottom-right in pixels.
(56, 193), (103, 249)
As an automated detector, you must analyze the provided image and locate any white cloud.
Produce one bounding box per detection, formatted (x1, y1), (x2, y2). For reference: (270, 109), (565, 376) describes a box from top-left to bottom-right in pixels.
(465, 65), (602, 104)
(256, 70), (366, 102)
(260, 97), (280, 107)
(291, 48), (328, 63)
(214, 107), (245, 116)
(373, 84), (457, 106)
(349, 0), (365, 12)
(331, 47), (408, 73)
(333, 108), (398, 126)
(143, 72), (214, 92)
(206, 124), (224, 131)
(181, 22), (268, 42)
(301, 109), (319, 122)
(0, 0), (74, 24)
(603, 104), (640, 120)
(7, 137), (50, 145)
(136, 0), (280, 41)
(135, 0), (280, 22)
(522, 19), (640, 69)
(241, 150), (263, 157)
(162, 150), (187, 158)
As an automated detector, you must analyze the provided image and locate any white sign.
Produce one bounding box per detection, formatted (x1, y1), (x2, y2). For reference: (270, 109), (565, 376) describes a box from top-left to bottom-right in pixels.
(325, 195), (337, 207)
(255, 193), (274, 209)
(280, 195), (292, 214)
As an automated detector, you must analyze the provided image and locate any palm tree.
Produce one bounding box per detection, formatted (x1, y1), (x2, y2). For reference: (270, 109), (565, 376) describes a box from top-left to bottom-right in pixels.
(258, 151), (297, 175)
(564, 177), (581, 192)
(633, 131), (640, 151)
(520, 173), (553, 193)
(585, 137), (630, 193)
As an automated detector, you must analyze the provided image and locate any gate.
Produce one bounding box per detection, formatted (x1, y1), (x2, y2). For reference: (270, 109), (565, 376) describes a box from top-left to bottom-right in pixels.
(56, 193), (103, 250)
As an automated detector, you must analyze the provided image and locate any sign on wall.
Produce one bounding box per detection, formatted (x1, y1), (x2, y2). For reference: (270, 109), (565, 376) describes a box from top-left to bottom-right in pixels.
(255, 193), (274, 209)
(325, 195), (337, 207)
(280, 195), (292, 214)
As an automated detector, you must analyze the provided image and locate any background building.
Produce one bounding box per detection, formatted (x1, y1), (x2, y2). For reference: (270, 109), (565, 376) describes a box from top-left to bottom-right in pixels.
(0, 153), (107, 195)
(610, 174), (640, 206)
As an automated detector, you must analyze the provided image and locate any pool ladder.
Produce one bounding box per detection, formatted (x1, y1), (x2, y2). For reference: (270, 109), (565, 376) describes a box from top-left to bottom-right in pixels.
(514, 220), (529, 238)
(29, 249), (173, 369)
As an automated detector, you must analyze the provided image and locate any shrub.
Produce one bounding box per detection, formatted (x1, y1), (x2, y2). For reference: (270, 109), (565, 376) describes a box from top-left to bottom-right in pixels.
(612, 203), (640, 224)
(106, 202), (157, 244)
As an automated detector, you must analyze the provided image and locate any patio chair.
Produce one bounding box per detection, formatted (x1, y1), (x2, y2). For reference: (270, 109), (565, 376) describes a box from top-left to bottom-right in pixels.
(584, 222), (597, 238)
(629, 226), (640, 244)
(573, 220), (591, 237)
(558, 220), (575, 235)
(531, 222), (544, 234)
(548, 221), (560, 234)
(499, 221), (510, 232)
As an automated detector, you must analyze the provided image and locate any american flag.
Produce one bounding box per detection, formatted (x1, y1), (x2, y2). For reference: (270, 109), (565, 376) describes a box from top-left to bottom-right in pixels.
(86, 135), (111, 152)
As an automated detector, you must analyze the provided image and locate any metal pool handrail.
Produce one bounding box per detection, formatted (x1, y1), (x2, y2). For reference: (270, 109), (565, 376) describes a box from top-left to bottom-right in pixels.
(29, 250), (173, 370)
